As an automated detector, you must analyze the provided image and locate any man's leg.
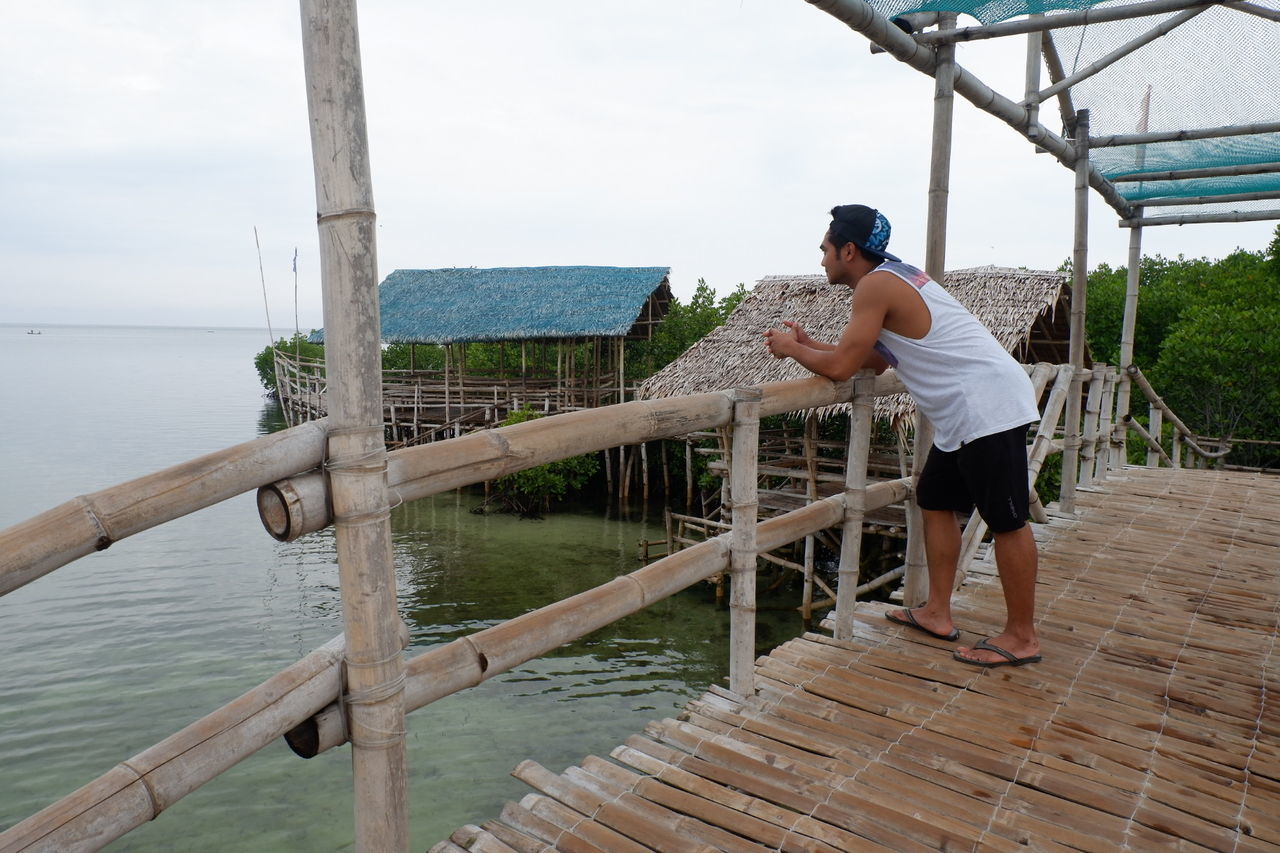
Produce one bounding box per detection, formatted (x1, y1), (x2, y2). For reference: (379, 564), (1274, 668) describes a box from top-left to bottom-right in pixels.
(955, 523), (1040, 663)
(890, 508), (962, 637)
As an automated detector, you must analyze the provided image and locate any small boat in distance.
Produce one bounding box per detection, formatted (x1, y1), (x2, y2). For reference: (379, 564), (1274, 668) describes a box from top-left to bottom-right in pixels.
(27, 329), (42, 335)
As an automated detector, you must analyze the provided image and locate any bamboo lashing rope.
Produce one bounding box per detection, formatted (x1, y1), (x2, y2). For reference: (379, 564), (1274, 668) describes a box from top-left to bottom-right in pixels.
(342, 650), (407, 750)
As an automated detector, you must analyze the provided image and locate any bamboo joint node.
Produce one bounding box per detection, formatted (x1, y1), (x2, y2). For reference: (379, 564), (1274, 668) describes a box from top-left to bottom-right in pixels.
(315, 206), (376, 224)
(119, 759), (165, 819)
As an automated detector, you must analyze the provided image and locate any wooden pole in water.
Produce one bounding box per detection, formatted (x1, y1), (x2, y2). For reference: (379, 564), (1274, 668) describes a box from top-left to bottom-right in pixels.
(299, 3), (408, 852)
(728, 388), (761, 696)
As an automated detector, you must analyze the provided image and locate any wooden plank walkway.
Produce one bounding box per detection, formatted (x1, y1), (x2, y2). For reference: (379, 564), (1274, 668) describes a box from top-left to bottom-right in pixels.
(434, 467), (1280, 852)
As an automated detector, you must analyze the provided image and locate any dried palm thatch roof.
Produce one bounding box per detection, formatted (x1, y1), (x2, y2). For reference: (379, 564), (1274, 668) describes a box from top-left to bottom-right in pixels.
(312, 266), (671, 344)
(637, 266), (1071, 422)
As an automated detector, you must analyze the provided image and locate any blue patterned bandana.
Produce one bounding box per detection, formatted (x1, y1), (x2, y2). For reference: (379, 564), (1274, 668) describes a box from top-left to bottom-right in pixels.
(829, 204), (901, 263)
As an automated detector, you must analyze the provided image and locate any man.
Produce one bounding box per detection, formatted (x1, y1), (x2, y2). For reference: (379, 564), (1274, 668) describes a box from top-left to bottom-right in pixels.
(765, 204), (1042, 667)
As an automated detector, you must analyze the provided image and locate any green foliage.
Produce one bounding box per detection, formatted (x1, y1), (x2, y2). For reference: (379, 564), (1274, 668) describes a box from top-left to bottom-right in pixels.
(488, 408), (600, 516)
(381, 342), (445, 372)
(1085, 225), (1280, 455)
(628, 279), (748, 378)
(253, 333), (325, 391)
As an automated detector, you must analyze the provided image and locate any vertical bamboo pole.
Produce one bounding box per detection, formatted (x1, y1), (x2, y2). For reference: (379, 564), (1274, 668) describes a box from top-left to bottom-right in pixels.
(1061, 108), (1090, 514)
(299, 3), (407, 852)
(1114, 210), (1143, 469)
(1147, 404), (1164, 467)
(1095, 367), (1118, 479)
(641, 441), (650, 503)
(835, 372), (875, 640)
(1079, 365), (1105, 486)
(685, 439), (695, 510)
(728, 388), (761, 696)
(801, 414), (819, 628)
(903, 11), (956, 607)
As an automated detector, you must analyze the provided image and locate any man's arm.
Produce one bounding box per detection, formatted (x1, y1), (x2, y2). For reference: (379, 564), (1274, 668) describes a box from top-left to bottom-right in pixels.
(766, 277), (892, 380)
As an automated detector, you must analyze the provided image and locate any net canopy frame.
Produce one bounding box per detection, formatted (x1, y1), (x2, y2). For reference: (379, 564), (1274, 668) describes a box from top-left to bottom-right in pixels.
(805, 0), (1280, 227)
(803, 0), (1277, 524)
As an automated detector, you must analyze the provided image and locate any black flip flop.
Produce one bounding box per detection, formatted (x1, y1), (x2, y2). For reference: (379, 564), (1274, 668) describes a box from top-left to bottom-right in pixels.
(953, 637), (1042, 668)
(885, 608), (960, 641)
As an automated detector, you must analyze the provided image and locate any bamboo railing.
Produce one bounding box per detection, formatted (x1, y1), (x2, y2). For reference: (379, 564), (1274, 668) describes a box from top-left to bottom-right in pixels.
(0, 371), (906, 853)
(1, 359), (1244, 852)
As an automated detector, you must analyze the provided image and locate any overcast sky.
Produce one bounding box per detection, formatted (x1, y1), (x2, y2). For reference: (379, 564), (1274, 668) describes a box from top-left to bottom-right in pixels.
(3, 1), (1275, 330)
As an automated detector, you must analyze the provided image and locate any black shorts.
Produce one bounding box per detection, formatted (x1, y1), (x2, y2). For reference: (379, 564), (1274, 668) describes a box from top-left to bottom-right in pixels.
(916, 424), (1032, 533)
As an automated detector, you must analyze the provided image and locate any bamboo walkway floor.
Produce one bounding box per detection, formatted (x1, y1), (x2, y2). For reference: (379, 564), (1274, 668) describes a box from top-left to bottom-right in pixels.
(433, 467), (1280, 852)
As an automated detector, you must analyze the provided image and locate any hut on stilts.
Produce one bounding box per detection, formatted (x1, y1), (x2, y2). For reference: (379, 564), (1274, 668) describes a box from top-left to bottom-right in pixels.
(276, 265), (672, 447)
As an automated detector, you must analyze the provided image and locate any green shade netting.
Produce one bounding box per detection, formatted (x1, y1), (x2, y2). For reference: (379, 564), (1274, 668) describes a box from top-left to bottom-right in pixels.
(864, 0), (1280, 205)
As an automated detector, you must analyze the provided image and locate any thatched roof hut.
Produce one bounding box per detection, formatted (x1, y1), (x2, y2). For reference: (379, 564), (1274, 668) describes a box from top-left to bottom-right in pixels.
(312, 266), (672, 344)
(637, 266), (1074, 422)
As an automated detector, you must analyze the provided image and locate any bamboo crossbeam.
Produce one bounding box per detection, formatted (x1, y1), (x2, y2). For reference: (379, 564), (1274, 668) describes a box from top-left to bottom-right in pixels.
(1134, 189), (1280, 207)
(0, 419), (328, 598)
(914, 0), (1218, 43)
(0, 637), (347, 853)
(288, 476), (913, 758)
(1228, 0), (1280, 22)
(805, 0), (1135, 217)
(1110, 161), (1280, 182)
(1023, 7), (1208, 107)
(1091, 119), (1280, 148)
(1120, 208), (1280, 227)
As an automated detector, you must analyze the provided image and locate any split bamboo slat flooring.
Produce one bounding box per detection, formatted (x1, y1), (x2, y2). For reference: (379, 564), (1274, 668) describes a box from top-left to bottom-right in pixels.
(433, 467), (1280, 852)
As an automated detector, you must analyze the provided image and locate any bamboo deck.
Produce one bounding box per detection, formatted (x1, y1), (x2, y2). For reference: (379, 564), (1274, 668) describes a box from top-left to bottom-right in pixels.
(434, 466), (1280, 852)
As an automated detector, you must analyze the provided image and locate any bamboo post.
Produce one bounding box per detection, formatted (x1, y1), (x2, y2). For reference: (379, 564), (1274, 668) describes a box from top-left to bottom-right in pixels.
(1147, 404), (1164, 467)
(727, 388), (761, 697)
(1094, 366), (1118, 479)
(902, 12), (955, 608)
(299, 4), (408, 852)
(1171, 425), (1182, 468)
(834, 372), (875, 640)
(685, 439), (695, 510)
(1114, 209), (1143, 468)
(641, 441), (650, 503)
(1079, 365), (1106, 486)
(801, 414), (819, 628)
(1061, 108), (1090, 514)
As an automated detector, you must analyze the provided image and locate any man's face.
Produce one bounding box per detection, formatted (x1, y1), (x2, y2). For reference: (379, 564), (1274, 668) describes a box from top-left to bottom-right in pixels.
(820, 232), (853, 285)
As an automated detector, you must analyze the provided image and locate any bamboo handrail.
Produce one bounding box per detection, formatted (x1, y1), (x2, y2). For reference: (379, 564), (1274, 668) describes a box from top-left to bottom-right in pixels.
(1122, 414), (1174, 466)
(1125, 364), (1232, 459)
(291, 475), (915, 759)
(0, 419), (329, 598)
(258, 374), (908, 542)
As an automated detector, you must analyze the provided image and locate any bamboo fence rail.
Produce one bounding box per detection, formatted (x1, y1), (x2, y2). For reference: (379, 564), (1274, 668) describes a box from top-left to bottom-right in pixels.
(0, 419), (329, 598)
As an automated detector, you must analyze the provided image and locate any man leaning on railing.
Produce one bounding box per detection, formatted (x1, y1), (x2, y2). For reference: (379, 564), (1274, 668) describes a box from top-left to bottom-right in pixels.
(765, 204), (1043, 668)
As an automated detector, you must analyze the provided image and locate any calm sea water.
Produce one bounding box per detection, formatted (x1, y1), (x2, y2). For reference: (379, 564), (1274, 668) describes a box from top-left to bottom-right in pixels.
(0, 324), (802, 851)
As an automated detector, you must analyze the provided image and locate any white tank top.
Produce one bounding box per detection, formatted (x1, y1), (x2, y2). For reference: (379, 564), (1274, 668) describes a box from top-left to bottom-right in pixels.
(871, 262), (1039, 451)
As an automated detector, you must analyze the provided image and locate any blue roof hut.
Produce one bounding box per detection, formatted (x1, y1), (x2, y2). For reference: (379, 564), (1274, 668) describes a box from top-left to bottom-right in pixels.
(295, 266), (673, 445)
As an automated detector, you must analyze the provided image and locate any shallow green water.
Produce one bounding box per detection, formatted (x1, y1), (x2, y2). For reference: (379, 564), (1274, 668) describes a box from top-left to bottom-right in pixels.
(0, 324), (806, 850)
